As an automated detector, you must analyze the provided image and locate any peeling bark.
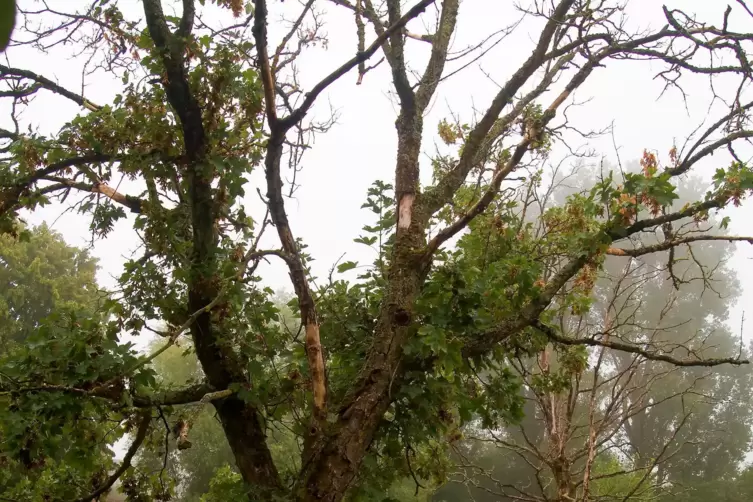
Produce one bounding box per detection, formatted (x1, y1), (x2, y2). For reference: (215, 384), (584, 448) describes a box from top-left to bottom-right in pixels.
(306, 322), (327, 416)
(93, 182), (144, 213)
(397, 193), (414, 229)
(306, 323), (327, 412)
(294, 104), (427, 502)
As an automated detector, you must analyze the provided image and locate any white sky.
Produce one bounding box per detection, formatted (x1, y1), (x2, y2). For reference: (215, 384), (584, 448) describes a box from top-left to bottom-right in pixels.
(4, 0), (753, 350)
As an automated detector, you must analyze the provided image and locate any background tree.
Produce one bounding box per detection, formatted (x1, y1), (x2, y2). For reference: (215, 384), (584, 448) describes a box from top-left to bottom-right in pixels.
(2, 1), (753, 501)
(0, 223), (101, 350)
(0, 223), (124, 500)
(433, 166), (753, 501)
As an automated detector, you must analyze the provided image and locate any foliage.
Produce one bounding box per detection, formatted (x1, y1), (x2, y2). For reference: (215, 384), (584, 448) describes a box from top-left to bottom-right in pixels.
(590, 455), (655, 501)
(0, 226), (127, 500)
(199, 465), (248, 502)
(0, 223), (101, 351)
(431, 169), (753, 501)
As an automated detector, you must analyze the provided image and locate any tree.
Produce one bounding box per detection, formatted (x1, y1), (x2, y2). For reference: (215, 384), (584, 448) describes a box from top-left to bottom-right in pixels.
(137, 300), (434, 501)
(0, 222), (101, 350)
(666, 466), (753, 502)
(433, 169), (753, 501)
(0, 224), (121, 500)
(433, 244), (748, 501)
(2, 1), (753, 501)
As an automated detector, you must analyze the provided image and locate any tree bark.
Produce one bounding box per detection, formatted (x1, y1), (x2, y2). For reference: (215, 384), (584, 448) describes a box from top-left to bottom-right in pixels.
(141, 0), (282, 491)
(295, 109), (427, 502)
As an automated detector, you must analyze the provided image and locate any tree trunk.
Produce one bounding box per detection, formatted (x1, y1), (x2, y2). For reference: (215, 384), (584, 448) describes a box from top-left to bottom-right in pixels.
(552, 460), (576, 502)
(294, 110), (426, 502)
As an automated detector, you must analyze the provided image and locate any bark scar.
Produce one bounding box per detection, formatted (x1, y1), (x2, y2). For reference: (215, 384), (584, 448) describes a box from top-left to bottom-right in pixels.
(305, 322), (327, 415)
(398, 193), (415, 229)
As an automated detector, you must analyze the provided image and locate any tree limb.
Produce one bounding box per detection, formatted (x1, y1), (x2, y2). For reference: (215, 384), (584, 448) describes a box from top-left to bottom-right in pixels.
(0, 64), (100, 111)
(39, 177), (146, 213)
(532, 320), (747, 367)
(668, 100), (753, 176)
(178, 0), (195, 38)
(0, 382), (226, 407)
(609, 199), (723, 239)
(422, 54), (581, 258)
(671, 130), (753, 176)
(606, 235), (753, 257)
(279, 0), (437, 129)
(71, 411), (152, 502)
(0, 154), (112, 216)
(422, 0), (579, 216)
(414, 0), (459, 111)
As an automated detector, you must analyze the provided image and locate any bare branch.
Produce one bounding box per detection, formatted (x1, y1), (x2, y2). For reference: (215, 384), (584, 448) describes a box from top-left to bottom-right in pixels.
(0, 64), (101, 111)
(279, 0), (437, 130)
(533, 321), (747, 367)
(669, 130), (753, 176)
(272, 0), (317, 71)
(607, 235), (753, 257)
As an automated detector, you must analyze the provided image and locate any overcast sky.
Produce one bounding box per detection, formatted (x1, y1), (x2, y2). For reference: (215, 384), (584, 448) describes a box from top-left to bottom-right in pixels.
(4, 0), (753, 349)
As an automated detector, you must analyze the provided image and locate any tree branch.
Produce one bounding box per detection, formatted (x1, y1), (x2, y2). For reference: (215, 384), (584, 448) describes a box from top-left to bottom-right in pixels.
(414, 0), (459, 111)
(384, 0), (414, 107)
(272, 0), (317, 71)
(608, 199), (723, 239)
(143, 0), (206, 162)
(178, 0), (195, 38)
(422, 0), (578, 216)
(422, 55), (579, 258)
(279, 0), (437, 129)
(71, 411), (152, 502)
(463, 253), (591, 359)
(39, 177), (146, 213)
(606, 235), (753, 257)
(252, 0), (279, 127)
(0, 382), (224, 407)
(532, 321), (747, 367)
(464, 194), (735, 359)
(0, 154), (112, 216)
(668, 130), (753, 176)
(0, 64), (100, 111)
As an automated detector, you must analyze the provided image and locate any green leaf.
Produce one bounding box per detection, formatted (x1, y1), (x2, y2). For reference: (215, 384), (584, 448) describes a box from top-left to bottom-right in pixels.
(0, 0), (16, 52)
(336, 261), (358, 273)
(354, 235), (377, 246)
